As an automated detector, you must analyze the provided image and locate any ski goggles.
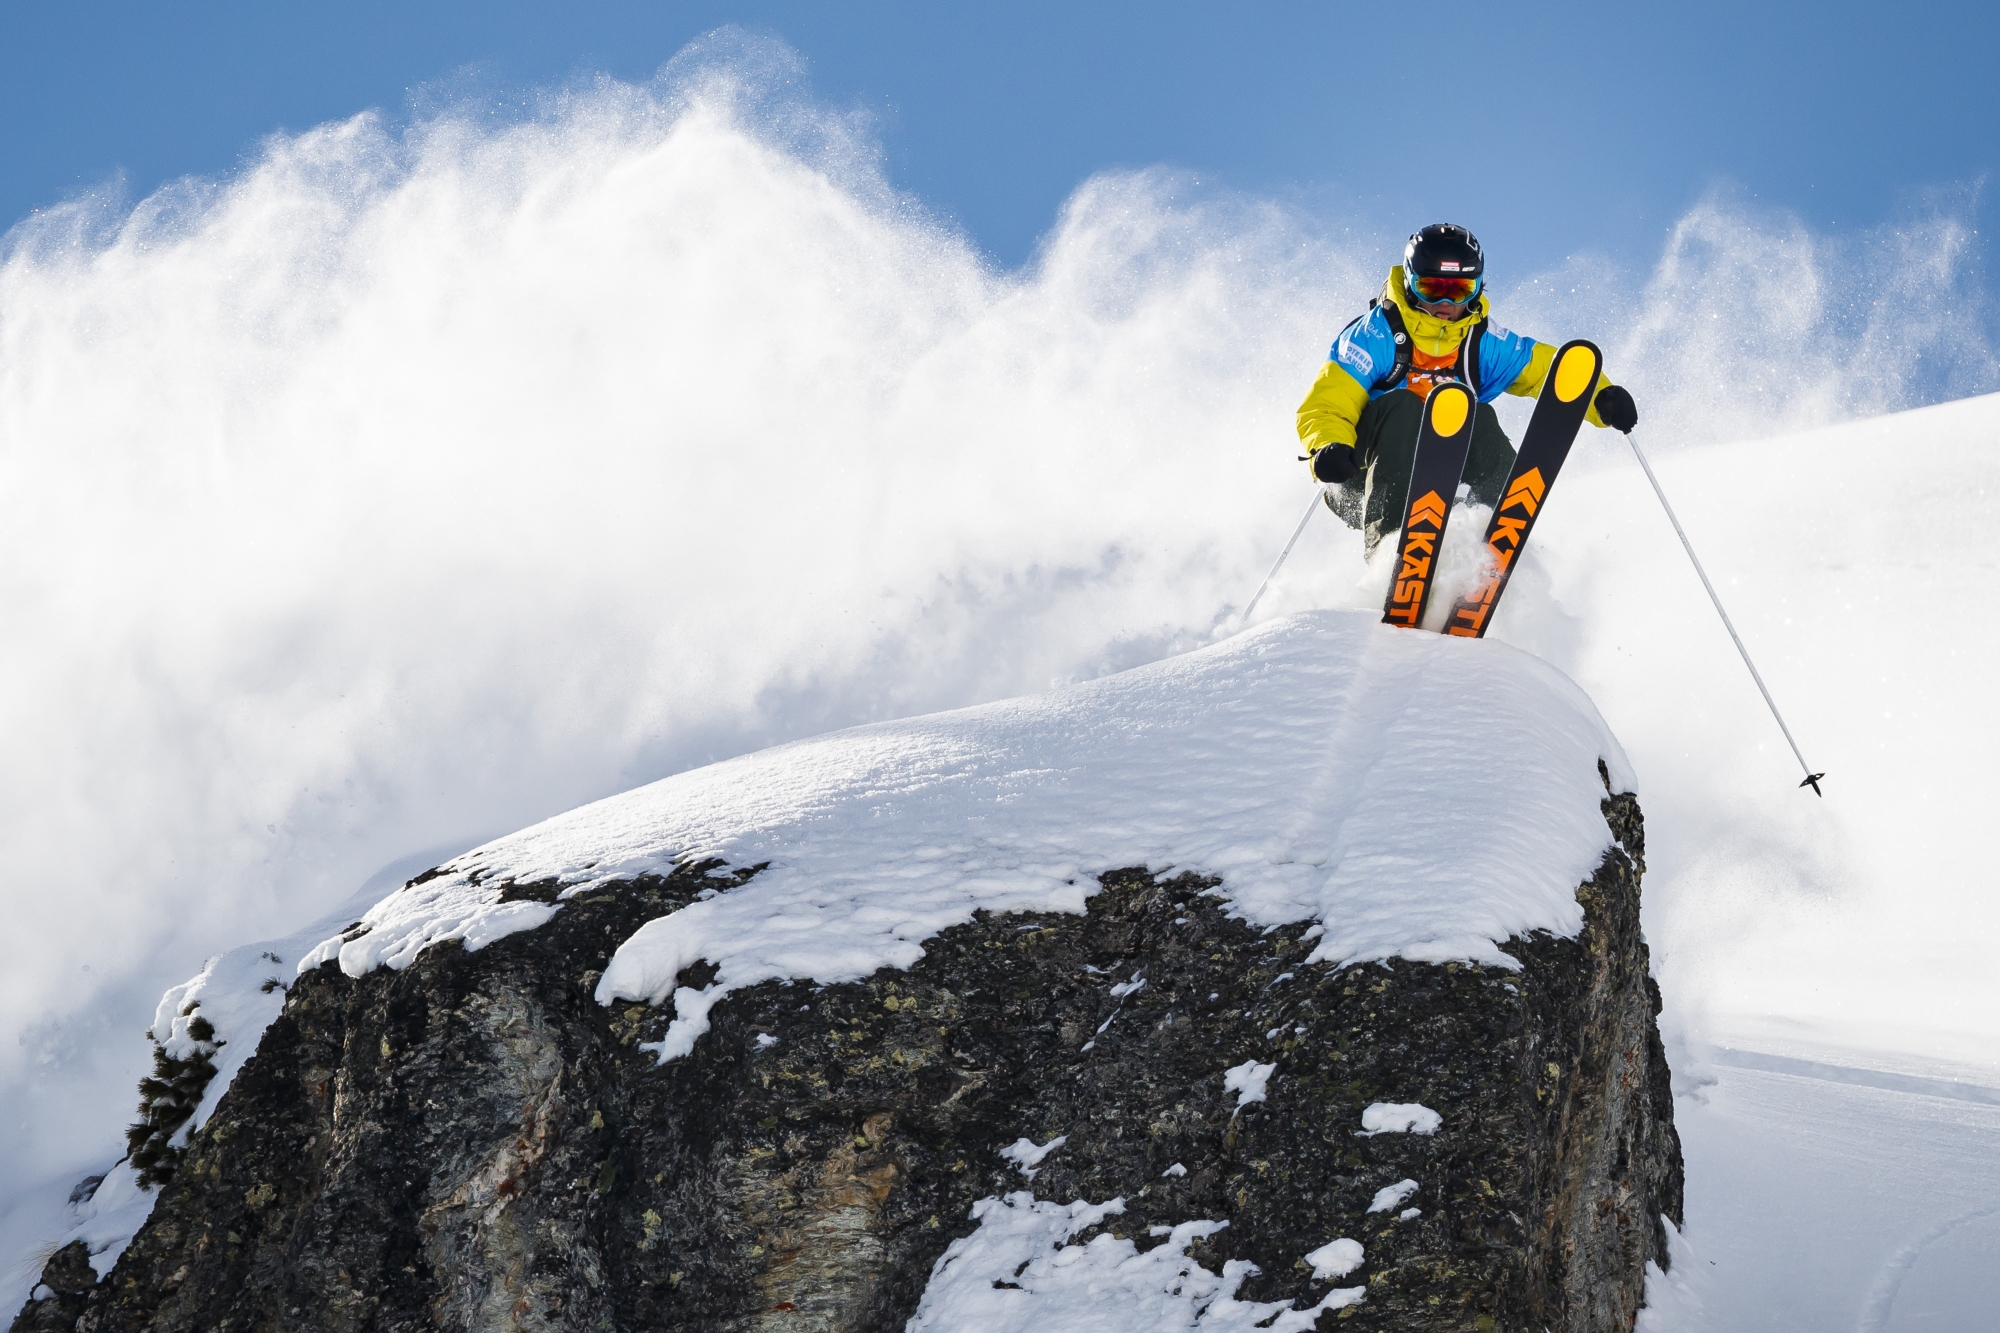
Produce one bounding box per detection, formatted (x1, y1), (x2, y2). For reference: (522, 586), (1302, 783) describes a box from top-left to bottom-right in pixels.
(1409, 273), (1481, 305)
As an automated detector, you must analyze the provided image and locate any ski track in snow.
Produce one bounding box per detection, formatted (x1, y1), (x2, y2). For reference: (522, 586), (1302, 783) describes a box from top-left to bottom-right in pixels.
(1855, 1200), (2000, 1332)
(301, 610), (1631, 1064)
(1641, 1056), (2000, 1331)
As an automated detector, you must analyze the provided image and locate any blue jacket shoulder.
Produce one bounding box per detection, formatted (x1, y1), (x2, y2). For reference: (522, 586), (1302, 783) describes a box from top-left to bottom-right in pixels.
(1476, 319), (1537, 402)
(1328, 305), (1397, 391)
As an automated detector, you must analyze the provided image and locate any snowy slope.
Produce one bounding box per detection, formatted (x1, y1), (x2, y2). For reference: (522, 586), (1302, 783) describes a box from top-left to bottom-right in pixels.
(1638, 1058), (2000, 1332)
(1509, 396), (2000, 1067)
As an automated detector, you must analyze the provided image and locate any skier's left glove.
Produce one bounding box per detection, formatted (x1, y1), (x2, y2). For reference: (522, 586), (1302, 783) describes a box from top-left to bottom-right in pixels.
(1310, 444), (1360, 484)
(1594, 384), (1638, 433)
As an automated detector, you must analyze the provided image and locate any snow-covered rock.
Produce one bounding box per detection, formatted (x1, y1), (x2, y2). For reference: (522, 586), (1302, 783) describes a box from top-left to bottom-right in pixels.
(304, 610), (1633, 1013)
(12, 611), (1680, 1333)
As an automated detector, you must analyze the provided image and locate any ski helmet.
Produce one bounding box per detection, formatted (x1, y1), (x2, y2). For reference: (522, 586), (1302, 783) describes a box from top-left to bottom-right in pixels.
(1404, 223), (1484, 306)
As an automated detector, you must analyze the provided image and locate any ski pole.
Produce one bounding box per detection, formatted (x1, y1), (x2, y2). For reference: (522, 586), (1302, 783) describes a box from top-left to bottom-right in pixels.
(1621, 430), (1826, 796)
(1240, 488), (1325, 624)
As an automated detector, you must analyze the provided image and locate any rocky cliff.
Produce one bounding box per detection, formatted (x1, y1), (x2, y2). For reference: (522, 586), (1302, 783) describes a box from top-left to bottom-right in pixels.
(15, 783), (1677, 1332)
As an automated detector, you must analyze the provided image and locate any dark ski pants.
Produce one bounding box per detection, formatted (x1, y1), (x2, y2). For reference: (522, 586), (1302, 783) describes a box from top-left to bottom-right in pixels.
(1326, 388), (1516, 557)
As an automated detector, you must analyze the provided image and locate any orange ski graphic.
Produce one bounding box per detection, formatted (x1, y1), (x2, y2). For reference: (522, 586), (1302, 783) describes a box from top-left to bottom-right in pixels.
(1406, 490), (1448, 528)
(1501, 469), (1545, 514)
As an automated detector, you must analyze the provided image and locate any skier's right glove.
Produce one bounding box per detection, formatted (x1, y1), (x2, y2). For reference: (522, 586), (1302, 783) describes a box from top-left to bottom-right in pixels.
(1594, 384), (1638, 433)
(1310, 443), (1360, 485)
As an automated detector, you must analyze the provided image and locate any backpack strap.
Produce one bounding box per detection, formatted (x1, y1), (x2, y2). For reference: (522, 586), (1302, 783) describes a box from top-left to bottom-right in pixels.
(1368, 298), (1412, 392)
(1347, 299), (1480, 395)
(1457, 317), (1488, 398)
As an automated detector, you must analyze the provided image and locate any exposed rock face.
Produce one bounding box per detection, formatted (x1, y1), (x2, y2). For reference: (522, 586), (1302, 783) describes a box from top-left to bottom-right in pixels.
(15, 781), (1679, 1333)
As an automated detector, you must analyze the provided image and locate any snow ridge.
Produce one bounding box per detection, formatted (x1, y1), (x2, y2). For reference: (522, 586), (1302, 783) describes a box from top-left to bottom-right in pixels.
(304, 611), (1631, 1064)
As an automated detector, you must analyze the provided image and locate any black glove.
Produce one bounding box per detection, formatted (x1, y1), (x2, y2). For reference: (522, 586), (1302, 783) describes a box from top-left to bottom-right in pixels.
(1594, 384), (1638, 433)
(1310, 443), (1360, 484)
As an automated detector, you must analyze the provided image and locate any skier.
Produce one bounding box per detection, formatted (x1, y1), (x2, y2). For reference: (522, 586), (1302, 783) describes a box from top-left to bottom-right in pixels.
(1297, 224), (1638, 554)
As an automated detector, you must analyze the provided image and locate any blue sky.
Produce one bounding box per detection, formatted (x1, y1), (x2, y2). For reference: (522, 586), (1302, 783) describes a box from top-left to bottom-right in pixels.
(3, 1), (1995, 316)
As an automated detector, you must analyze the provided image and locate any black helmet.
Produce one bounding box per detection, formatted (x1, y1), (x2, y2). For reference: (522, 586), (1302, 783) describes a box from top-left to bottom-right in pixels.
(1404, 224), (1484, 306)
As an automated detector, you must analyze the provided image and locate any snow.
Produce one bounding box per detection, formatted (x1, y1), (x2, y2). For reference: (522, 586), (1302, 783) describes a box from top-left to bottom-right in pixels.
(1358, 1103), (1441, 1136)
(300, 611), (1627, 1066)
(58, 1165), (153, 1279)
(1222, 1061), (1276, 1111)
(999, 1136), (1069, 1179)
(1303, 1237), (1364, 1280)
(905, 1193), (1365, 1332)
(297, 892), (558, 977)
(1366, 1179), (1420, 1213)
(1476, 398), (2000, 1054)
(1636, 1047), (2000, 1330)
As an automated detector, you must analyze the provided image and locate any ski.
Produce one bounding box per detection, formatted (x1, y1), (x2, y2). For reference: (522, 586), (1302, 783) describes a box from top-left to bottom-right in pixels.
(1443, 339), (1602, 637)
(1382, 381), (1477, 629)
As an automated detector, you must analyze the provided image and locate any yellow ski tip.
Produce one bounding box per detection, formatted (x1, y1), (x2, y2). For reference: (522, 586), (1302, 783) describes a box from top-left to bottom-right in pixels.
(1553, 343), (1600, 404)
(1429, 383), (1470, 435)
